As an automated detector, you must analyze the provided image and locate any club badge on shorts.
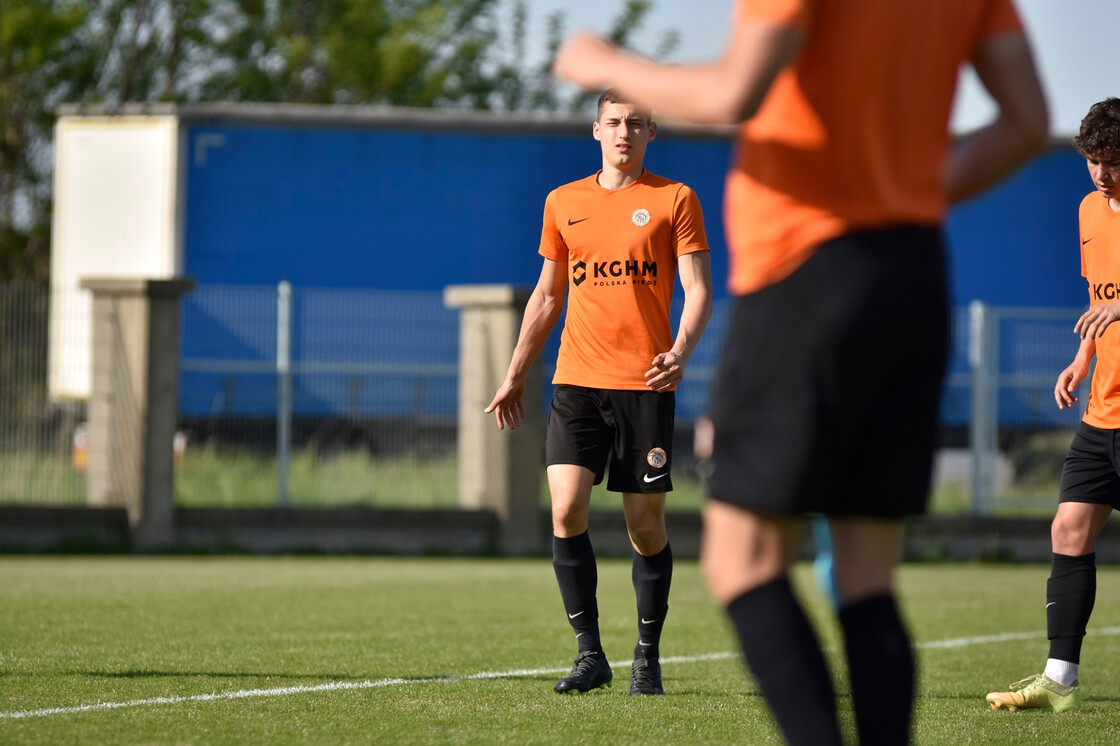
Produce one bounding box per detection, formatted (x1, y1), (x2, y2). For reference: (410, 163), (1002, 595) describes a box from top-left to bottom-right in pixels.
(646, 447), (667, 469)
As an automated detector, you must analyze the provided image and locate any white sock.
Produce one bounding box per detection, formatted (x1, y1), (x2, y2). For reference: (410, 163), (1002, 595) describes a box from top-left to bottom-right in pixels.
(1044, 658), (1079, 687)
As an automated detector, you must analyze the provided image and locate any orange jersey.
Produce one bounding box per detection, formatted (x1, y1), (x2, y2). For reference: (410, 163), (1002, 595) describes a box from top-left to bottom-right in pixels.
(1079, 192), (1120, 428)
(727, 0), (1022, 294)
(540, 171), (709, 390)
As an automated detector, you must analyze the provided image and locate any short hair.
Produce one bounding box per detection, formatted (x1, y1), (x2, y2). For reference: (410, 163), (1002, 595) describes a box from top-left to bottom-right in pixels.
(596, 88), (652, 123)
(1073, 97), (1120, 159)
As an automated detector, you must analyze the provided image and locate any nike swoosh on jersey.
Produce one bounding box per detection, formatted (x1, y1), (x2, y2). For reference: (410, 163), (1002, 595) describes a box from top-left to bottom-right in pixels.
(643, 473), (669, 483)
(567, 217), (589, 226)
(1083, 238), (1094, 245)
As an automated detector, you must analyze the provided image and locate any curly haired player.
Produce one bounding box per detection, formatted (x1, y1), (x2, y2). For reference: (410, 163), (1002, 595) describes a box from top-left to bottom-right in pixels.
(987, 97), (1120, 714)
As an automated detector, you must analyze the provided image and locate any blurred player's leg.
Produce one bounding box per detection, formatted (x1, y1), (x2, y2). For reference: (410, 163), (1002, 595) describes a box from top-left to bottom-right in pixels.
(831, 518), (912, 745)
(703, 502), (843, 745)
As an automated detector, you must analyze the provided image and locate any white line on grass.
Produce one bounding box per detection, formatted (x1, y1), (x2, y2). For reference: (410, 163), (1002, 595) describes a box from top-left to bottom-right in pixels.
(917, 626), (1120, 650)
(4, 631), (1119, 720)
(0, 652), (739, 721)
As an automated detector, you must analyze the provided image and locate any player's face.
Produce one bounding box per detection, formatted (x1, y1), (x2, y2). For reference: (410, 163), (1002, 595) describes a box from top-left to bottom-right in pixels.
(593, 102), (656, 171)
(1087, 153), (1120, 201)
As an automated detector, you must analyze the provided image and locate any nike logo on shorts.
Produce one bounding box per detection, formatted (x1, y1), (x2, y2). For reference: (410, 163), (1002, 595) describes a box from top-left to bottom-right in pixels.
(643, 473), (669, 483)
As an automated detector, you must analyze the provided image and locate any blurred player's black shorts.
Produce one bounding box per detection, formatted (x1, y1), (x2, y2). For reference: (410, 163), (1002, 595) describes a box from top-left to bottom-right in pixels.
(708, 225), (948, 517)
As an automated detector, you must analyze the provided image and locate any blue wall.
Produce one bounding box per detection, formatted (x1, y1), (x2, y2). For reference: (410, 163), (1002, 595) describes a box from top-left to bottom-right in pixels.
(946, 150), (1088, 308)
(184, 122), (1091, 305)
(183, 124), (731, 294)
(179, 121), (1094, 424)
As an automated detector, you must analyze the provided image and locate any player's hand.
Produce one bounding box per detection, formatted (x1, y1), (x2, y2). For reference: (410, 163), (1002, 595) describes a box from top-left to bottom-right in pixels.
(1075, 301), (1120, 339)
(553, 31), (616, 89)
(485, 379), (526, 430)
(1054, 362), (1088, 410)
(645, 351), (685, 393)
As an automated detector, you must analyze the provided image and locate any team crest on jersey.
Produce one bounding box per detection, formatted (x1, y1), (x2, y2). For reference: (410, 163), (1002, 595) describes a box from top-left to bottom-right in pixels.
(632, 208), (651, 227)
(646, 447), (667, 469)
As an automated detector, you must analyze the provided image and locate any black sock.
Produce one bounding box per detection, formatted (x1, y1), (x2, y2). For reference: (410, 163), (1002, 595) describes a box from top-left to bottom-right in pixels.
(632, 542), (672, 659)
(1047, 552), (1097, 664)
(839, 593), (915, 746)
(553, 532), (601, 654)
(726, 577), (842, 746)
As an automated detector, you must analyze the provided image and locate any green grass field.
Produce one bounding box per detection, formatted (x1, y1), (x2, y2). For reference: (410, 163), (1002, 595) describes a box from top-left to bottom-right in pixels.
(2, 557), (1119, 745)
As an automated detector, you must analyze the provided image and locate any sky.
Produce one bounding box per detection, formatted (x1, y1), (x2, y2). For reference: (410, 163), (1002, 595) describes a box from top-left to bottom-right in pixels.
(518, 0), (1118, 136)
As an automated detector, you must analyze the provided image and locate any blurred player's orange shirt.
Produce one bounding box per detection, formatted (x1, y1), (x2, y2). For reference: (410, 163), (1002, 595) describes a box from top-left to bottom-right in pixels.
(540, 171), (709, 390)
(727, 0), (1023, 294)
(1080, 192), (1120, 428)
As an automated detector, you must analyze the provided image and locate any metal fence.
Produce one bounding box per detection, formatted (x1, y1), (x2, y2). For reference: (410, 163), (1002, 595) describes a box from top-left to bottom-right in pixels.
(966, 301), (1087, 513)
(0, 282), (1091, 513)
(176, 283), (462, 507)
(0, 283), (86, 505)
(174, 282), (726, 508)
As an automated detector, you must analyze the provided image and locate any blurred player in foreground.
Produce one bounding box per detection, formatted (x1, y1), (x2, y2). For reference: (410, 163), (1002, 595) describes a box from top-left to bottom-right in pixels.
(486, 89), (713, 695)
(554, 0), (1047, 742)
(987, 97), (1120, 714)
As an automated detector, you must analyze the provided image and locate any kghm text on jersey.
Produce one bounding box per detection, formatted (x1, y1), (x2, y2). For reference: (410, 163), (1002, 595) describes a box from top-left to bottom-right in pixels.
(1092, 282), (1120, 300)
(591, 259), (657, 279)
(572, 259), (659, 287)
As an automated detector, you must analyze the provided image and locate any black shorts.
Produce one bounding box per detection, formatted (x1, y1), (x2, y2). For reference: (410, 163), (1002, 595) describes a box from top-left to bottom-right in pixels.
(708, 226), (949, 517)
(546, 384), (675, 493)
(1059, 421), (1120, 509)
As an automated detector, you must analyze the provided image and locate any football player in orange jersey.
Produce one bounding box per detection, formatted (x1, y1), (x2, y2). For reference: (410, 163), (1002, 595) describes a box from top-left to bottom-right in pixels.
(986, 97), (1120, 715)
(486, 89), (713, 696)
(554, 1), (1047, 742)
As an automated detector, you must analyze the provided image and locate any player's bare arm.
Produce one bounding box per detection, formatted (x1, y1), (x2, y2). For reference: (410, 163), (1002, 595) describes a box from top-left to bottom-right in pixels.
(945, 31), (1048, 204)
(553, 21), (801, 125)
(1075, 300), (1120, 340)
(1055, 337), (1095, 410)
(485, 258), (567, 430)
(645, 251), (713, 392)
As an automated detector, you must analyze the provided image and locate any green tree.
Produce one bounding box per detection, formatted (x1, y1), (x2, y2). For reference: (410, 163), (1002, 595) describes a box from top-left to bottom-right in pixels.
(0, 0), (672, 280)
(198, 0), (511, 106)
(0, 0), (85, 280)
(0, 0), (217, 279)
(565, 0), (679, 115)
(57, 0), (221, 103)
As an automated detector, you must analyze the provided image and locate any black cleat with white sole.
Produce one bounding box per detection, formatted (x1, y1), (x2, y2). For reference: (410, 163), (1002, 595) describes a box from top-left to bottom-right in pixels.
(554, 651), (613, 693)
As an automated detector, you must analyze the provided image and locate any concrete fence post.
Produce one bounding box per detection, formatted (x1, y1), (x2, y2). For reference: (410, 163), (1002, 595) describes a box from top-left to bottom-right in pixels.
(444, 285), (544, 556)
(81, 277), (195, 548)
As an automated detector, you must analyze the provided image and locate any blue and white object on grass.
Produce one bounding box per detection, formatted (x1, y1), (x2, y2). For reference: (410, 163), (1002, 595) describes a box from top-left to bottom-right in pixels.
(812, 516), (840, 610)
